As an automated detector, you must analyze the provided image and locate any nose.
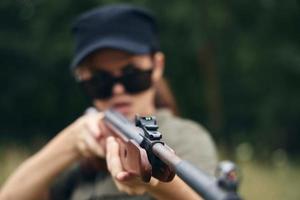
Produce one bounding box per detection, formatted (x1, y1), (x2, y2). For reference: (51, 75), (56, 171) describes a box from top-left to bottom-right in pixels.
(111, 83), (126, 96)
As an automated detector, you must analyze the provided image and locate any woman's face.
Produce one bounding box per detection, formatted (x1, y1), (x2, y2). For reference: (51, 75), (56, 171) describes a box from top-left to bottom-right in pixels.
(76, 49), (164, 119)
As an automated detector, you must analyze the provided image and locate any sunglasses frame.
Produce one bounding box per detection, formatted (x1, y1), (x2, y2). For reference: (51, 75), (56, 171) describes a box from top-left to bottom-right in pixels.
(78, 64), (154, 100)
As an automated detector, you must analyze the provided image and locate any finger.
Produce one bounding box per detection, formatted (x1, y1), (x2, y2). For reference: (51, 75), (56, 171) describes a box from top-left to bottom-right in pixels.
(85, 112), (104, 138)
(84, 131), (105, 157)
(106, 136), (123, 177)
(149, 177), (159, 187)
(84, 107), (99, 115)
(76, 140), (93, 158)
(76, 128), (98, 158)
(92, 113), (104, 138)
(116, 171), (135, 182)
(98, 119), (110, 139)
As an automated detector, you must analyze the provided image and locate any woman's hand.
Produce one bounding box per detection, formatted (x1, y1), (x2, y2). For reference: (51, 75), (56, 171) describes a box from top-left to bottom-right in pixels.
(105, 136), (159, 195)
(105, 136), (202, 200)
(71, 111), (107, 159)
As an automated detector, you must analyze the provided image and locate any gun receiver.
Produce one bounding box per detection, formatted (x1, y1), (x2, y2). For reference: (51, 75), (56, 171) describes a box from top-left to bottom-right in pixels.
(104, 110), (175, 182)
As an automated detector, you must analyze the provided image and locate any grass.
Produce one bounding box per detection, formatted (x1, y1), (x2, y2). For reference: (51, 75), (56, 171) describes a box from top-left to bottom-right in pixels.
(0, 144), (31, 184)
(0, 144), (300, 200)
(238, 161), (300, 200)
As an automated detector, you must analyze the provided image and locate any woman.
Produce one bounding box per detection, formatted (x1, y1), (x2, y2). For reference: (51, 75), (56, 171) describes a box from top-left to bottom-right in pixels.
(0, 4), (217, 200)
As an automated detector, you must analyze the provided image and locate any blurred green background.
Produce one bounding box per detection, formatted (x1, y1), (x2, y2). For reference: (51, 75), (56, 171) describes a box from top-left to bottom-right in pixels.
(1, 0), (300, 199)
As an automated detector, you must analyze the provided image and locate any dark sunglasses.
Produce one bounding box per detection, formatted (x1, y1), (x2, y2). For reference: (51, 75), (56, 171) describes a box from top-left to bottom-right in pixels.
(79, 64), (153, 99)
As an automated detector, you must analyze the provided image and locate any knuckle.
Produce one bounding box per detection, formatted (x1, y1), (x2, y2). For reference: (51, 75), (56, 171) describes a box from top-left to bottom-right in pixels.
(76, 116), (86, 124)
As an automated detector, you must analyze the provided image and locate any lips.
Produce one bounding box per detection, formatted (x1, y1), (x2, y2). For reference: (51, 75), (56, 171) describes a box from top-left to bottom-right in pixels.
(112, 101), (132, 115)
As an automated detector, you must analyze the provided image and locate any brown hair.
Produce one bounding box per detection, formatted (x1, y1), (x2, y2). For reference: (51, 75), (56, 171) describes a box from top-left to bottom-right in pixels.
(154, 77), (179, 116)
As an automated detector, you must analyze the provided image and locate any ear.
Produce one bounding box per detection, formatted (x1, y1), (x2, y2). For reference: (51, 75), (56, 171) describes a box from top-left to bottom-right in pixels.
(152, 52), (165, 83)
(74, 66), (92, 81)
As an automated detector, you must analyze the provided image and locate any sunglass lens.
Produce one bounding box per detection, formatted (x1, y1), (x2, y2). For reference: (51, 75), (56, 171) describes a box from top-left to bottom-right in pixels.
(122, 69), (152, 94)
(80, 73), (113, 99)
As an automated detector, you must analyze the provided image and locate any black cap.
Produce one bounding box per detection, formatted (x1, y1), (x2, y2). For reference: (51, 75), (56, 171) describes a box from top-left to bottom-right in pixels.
(71, 4), (160, 69)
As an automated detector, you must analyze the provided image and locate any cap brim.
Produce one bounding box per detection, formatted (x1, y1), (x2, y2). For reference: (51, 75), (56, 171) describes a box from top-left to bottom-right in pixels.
(71, 38), (151, 69)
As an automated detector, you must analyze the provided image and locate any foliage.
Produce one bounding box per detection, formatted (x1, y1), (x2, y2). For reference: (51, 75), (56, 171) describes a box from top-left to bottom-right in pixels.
(0, 0), (299, 155)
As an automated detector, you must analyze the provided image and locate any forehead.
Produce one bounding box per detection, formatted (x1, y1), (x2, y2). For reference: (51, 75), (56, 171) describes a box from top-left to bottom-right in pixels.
(86, 49), (153, 72)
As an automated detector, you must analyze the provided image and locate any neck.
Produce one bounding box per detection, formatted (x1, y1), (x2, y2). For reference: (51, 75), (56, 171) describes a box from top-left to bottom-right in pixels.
(128, 103), (156, 121)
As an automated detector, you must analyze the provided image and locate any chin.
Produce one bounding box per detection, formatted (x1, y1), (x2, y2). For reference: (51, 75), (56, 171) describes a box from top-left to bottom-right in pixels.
(110, 107), (133, 120)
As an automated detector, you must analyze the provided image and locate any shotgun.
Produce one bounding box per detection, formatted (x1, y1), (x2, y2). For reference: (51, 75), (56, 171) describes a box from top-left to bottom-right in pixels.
(102, 109), (242, 200)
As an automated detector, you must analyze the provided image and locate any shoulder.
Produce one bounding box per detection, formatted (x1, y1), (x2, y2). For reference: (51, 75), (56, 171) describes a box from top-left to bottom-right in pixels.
(156, 109), (213, 141)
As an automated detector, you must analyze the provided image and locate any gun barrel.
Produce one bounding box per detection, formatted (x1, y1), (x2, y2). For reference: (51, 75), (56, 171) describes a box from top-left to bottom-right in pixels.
(152, 143), (240, 200)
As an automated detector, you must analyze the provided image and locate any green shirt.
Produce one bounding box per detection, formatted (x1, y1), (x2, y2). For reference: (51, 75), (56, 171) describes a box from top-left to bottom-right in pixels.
(50, 109), (218, 200)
